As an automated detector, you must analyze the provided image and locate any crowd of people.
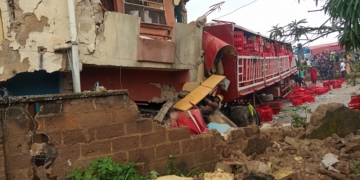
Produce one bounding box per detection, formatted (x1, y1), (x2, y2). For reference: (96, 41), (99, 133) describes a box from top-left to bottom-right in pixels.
(294, 49), (360, 87)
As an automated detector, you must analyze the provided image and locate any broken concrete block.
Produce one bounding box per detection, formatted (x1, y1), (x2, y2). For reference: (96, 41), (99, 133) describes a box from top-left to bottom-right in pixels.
(284, 136), (299, 148)
(321, 153), (339, 168)
(246, 161), (270, 174)
(154, 101), (174, 123)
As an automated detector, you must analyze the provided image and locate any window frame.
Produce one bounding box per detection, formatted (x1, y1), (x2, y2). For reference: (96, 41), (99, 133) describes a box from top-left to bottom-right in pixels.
(123, 0), (167, 25)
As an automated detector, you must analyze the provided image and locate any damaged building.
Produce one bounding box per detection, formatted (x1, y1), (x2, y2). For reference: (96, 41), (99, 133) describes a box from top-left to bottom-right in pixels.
(0, 0), (201, 103)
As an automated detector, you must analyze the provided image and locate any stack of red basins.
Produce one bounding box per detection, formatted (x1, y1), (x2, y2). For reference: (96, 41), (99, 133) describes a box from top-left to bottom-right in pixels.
(348, 95), (360, 110)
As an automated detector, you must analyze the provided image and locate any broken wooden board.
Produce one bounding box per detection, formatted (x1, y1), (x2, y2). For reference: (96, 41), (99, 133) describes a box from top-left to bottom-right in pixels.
(173, 75), (225, 111)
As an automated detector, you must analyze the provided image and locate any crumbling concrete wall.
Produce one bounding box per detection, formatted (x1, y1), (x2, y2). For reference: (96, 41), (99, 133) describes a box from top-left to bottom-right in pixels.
(79, 10), (202, 82)
(0, 91), (217, 179)
(0, 0), (72, 81)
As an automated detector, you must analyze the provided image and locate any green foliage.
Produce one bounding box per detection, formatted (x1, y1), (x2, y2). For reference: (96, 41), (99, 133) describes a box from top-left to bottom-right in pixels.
(66, 157), (146, 180)
(149, 171), (160, 180)
(345, 160), (360, 180)
(166, 154), (176, 175)
(270, 0), (360, 52)
(290, 106), (311, 129)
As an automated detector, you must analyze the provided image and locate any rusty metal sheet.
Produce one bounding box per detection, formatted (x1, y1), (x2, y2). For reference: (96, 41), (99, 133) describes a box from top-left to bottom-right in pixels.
(173, 75), (225, 111)
(202, 32), (236, 72)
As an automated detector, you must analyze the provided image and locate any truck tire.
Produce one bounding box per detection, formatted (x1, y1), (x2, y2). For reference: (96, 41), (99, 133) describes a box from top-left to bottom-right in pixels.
(259, 94), (274, 102)
(225, 106), (260, 127)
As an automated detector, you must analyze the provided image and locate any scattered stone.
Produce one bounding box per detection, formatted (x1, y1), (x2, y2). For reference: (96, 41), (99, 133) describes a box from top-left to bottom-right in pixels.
(321, 153), (339, 168)
(284, 136), (299, 148)
(214, 162), (232, 174)
(272, 167), (296, 180)
(203, 169), (234, 180)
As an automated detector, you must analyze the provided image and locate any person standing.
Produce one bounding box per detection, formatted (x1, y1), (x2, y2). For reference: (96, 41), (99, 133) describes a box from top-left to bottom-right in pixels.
(340, 60), (346, 78)
(310, 66), (317, 84)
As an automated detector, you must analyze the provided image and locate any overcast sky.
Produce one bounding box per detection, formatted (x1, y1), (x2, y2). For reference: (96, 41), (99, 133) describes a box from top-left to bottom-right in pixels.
(187, 0), (338, 47)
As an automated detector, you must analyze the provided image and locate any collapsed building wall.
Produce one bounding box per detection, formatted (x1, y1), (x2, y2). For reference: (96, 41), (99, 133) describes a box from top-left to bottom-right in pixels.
(0, 91), (217, 179)
(0, 0), (203, 102)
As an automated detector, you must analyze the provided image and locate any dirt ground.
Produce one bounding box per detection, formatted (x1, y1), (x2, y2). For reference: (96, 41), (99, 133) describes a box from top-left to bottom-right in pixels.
(273, 80), (359, 125)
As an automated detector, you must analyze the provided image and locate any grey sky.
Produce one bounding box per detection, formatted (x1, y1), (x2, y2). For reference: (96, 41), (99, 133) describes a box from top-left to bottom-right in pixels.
(187, 0), (338, 47)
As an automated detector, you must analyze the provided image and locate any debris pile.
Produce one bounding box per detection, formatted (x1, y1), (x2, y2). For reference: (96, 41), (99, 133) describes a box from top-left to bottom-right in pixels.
(210, 103), (360, 180)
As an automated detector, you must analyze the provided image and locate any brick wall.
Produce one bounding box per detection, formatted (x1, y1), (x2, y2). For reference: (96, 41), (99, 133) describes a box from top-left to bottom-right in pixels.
(0, 91), (217, 179)
(0, 119), (5, 180)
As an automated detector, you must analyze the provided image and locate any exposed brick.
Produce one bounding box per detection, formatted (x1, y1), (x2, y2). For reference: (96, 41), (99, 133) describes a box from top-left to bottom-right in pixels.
(181, 137), (204, 154)
(203, 135), (215, 149)
(78, 111), (113, 128)
(63, 130), (87, 145)
(62, 99), (97, 113)
(93, 96), (127, 110)
(81, 140), (111, 158)
(141, 131), (166, 147)
(174, 153), (195, 172)
(5, 154), (32, 171)
(125, 119), (153, 135)
(112, 136), (140, 152)
(110, 151), (128, 164)
(153, 122), (165, 132)
(155, 142), (180, 159)
(167, 127), (190, 142)
(57, 144), (81, 162)
(134, 163), (146, 176)
(193, 149), (217, 164)
(47, 131), (62, 145)
(37, 114), (79, 132)
(148, 158), (169, 175)
(129, 147), (155, 163)
(38, 101), (62, 115)
(112, 108), (140, 123)
(91, 123), (125, 140)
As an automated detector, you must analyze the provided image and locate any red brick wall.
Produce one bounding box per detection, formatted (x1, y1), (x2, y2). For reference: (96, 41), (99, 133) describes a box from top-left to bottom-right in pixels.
(0, 92), (217, 179)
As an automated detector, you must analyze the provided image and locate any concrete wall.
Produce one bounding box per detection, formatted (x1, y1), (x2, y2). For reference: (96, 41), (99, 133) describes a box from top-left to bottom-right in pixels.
(0, 0), (71, 81)
(80, 11), (203, 82)
(0, 91), (217, 179)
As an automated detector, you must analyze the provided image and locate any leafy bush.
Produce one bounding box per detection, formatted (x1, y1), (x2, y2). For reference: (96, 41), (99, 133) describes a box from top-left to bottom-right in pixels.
(66, 157), (146, 180)
(290, 106), (311, 129)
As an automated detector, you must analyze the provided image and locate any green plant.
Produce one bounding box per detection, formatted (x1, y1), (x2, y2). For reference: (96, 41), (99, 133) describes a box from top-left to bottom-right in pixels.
(290, 106), (311, 129)
(149, 171), (160, 180)
(350, 160), (360, 179)
(66, 157), (146, 180)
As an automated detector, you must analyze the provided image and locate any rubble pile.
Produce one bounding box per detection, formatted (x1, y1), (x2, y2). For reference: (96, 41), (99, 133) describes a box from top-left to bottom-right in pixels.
(211, 103), (360, 180)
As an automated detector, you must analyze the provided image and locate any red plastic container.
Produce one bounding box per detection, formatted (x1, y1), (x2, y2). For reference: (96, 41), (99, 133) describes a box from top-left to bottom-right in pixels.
(268, 102), (283, 115)
(303, 95), (315, 103)
(255, 106), (273, 122)
(348, 102), (360, 110)
(306, 89), (316, 95)
(338, 78), (345, 83)
(292, 99), (303, 106)
(351, 95), (360, 102)
(315, 88), (328, 95)
(333, 83), (342, 89)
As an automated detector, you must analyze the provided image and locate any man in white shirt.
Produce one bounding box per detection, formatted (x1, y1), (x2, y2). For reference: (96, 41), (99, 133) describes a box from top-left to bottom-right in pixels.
(340, 61), (346, 78)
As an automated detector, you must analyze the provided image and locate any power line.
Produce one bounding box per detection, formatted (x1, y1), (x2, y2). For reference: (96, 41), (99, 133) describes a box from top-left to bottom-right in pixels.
(214, 0), (258, 20)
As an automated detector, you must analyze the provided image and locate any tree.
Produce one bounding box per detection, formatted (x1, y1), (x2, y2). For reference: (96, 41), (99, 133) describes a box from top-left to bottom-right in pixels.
(269, 0), (360, 52)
